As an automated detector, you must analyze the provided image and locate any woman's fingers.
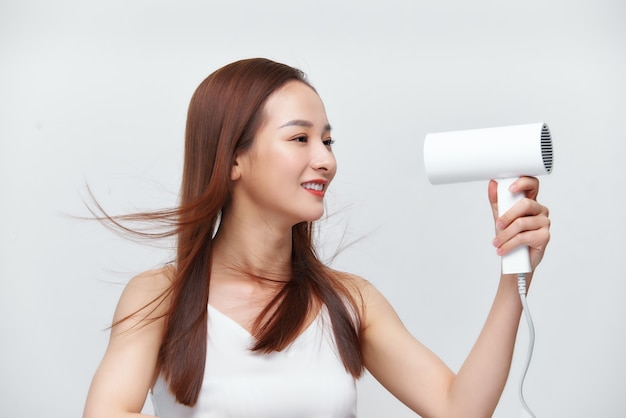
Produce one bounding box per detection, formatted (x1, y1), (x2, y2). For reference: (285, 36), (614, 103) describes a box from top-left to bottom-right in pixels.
(488, 176), (551, 270)
(509, 176), (540, 200)
(493, 199), (551, 269)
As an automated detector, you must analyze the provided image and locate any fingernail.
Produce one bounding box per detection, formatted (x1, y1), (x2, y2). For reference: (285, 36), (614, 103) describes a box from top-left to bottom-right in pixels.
(492, 238), (500, 247)
(496, 220), (505, 230)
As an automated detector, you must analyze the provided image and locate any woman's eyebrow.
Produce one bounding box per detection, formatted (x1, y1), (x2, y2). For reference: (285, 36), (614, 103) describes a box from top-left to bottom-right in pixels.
(279, 120), (332, 131)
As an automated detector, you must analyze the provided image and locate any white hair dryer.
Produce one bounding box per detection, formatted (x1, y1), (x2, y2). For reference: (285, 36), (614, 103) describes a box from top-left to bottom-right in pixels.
(423, 123), (554, 274)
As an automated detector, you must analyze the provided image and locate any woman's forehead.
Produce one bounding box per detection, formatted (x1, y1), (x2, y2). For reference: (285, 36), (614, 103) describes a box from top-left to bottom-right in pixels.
(263, 81), (329, 128)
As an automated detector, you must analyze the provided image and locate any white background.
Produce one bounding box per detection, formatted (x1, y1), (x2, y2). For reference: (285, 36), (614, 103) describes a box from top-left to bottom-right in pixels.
(1, 0), (625, 417)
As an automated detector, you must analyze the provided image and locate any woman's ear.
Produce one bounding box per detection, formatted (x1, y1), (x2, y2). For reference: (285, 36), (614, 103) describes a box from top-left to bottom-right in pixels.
(231, 156), (242, 181)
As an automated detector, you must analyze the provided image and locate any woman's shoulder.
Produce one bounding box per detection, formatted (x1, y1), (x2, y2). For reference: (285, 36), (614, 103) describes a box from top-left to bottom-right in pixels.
(328, 268), (377, 294)
(112, 264), (175, 328)
(326, 268), (400, 326)
(327, 268), (384, 314)
(126, 264), (175, 292)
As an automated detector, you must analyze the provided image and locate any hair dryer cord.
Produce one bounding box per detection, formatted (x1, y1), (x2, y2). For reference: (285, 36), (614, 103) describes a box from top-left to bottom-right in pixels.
(517, 273), (537, 418)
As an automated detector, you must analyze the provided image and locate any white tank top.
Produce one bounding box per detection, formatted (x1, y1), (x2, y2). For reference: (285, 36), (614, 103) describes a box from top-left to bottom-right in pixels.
(151, 305), (357, 417)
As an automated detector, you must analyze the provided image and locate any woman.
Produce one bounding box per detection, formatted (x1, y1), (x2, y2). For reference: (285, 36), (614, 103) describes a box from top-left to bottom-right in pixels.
(83, 58), (551, 418)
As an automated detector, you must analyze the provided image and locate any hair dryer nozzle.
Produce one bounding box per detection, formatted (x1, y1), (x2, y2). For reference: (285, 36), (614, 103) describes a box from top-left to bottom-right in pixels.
(424, 123), (553, 185)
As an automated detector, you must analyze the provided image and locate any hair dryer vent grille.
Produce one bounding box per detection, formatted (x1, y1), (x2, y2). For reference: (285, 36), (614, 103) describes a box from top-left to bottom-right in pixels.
(541, 124), (553, 173)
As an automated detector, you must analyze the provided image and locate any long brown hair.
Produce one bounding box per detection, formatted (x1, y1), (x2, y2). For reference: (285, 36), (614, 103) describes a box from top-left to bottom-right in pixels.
(95, 58), (363, 406)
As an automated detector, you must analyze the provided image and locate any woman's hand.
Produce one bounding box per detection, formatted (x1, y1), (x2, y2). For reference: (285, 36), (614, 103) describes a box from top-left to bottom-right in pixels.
(488, 177), (551, 272)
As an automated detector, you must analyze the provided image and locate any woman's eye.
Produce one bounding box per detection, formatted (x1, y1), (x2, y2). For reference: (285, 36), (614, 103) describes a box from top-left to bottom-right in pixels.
(294, 136), (308, 143)
(323, 138), (335, 147)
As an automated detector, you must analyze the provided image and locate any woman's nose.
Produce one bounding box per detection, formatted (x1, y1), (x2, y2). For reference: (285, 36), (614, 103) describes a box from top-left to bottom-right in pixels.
(311, 142), (336, 174)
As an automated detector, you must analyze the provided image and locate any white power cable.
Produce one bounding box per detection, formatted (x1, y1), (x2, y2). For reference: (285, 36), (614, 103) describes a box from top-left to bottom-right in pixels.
(517, 273), (536, 418)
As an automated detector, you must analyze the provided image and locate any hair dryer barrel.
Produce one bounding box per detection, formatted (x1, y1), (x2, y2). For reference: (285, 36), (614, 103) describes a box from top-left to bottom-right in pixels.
(424, 123), (553, 185)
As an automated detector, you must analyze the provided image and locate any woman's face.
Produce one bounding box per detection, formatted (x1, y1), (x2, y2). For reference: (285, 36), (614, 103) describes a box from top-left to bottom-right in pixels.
(231, 80), (337, 228)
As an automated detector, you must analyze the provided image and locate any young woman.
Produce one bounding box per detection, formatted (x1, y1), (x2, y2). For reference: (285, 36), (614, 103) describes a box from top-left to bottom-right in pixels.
(83, 58), (551, 418)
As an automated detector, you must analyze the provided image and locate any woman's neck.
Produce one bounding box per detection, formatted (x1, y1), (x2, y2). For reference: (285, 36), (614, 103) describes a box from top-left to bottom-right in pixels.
(211, 211), (293, 280)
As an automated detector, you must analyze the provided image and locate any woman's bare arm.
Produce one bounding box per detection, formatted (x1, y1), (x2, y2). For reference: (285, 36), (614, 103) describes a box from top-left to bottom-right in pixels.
(360, 177), (550, 417)
(83, 268), (172, 418)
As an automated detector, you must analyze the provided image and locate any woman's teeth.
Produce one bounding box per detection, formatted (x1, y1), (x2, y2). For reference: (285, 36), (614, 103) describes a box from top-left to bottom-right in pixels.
(302, 182), (323, 191)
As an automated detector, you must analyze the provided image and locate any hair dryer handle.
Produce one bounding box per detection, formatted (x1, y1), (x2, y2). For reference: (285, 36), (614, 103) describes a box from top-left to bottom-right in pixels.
(497, 178), (532, 274)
